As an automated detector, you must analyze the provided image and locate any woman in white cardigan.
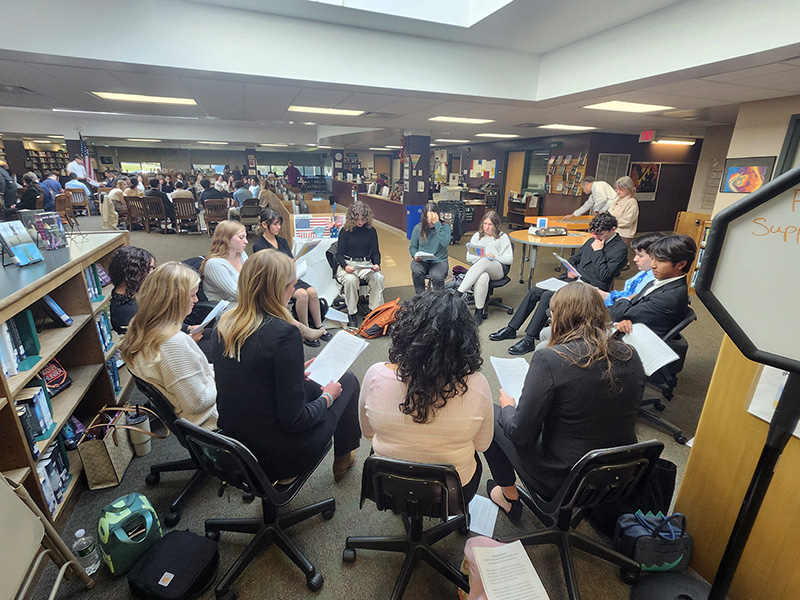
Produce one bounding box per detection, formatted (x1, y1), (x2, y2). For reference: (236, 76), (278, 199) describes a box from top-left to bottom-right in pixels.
(608, 176), (640, 246)
(456, 211), (513, 323)
(200, 220), (248, 303)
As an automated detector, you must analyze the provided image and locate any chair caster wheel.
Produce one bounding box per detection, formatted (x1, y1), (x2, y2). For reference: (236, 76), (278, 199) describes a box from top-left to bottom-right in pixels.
(342, 548), (356, 563)
(322, 509), (335, 520)
(206, 530), (221, 541)
(145, 472), (160, 485)
(675, 433), (688, 444)
(654, 402), (666, 411)
(306, 572), (324, 592)
(216, 589), (236, 600)
(619, 567), (641, 584)
(507, 309), (514, 315)
(241, 491), (254, 503)
(164, 511), (181, 527)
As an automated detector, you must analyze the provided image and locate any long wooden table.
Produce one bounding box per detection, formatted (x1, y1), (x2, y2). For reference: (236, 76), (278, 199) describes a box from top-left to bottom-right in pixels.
(509, 229), (593, 288)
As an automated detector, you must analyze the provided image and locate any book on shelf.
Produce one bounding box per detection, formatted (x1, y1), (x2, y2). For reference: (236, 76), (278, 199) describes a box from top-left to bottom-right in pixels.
(40, 294), (73, 326)
(578, 152), (587, 166)
(562, 154), (573, 165)
(38, 359), (73, 397)
(83, 264), (104, 302)
(96, 308), (113, 352)
(0, 321), (20, 376)
(16, 384), (55, 440)
(0, 220), (44, 266)
(16, 403), (41, 460)
(34, 212), (68, 250)
(37, 464), (58, 516)
(107, 357), (121, 394)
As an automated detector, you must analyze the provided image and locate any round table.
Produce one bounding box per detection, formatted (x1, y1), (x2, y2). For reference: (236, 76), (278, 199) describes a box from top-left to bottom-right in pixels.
(509, 230), (593, 288)
(523, 214), (593, 231)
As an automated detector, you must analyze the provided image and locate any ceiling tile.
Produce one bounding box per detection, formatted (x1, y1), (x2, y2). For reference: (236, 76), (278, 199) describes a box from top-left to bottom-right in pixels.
(292, 88), (353, 107)
(335, 92), (401, 111)
(244, 83), (302, 120)
(182, 77), (245, 120)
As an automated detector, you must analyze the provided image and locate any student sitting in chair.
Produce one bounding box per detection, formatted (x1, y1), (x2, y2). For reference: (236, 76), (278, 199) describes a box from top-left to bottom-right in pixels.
(489, 212), (628, 355)
(599, 232), (663, 307)
(408, 202), (451, 295)
(609, 234), (696, 338)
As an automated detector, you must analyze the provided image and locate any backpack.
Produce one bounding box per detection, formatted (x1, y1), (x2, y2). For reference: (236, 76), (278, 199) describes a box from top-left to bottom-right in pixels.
(357, 297), (401, 339)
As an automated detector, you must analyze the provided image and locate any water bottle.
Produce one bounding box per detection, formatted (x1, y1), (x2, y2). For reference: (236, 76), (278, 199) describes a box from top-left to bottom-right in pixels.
(72, 528), (101, 575)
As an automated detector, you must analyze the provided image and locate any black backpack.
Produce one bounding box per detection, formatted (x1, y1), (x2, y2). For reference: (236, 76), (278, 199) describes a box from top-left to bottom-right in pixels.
(127, 530), (218, 600)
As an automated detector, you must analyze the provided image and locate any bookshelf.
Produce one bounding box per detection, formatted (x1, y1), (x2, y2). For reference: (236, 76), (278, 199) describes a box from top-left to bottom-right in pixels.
(674, 211), (712, 294)
(24, 149), (69, 173)
(0, 231), (129, 526)
(689, 219), (712, 292)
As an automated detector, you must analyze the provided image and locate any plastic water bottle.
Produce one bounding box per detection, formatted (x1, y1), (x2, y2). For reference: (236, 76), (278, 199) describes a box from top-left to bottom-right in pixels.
(72, 529), (101, 575)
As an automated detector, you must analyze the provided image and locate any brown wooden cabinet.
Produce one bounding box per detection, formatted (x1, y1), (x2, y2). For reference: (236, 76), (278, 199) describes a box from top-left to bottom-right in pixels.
(673, 211), (711, 294)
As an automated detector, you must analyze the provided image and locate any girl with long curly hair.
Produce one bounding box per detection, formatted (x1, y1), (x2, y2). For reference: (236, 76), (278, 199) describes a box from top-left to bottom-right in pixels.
(108, 246), (155, 334)
(358, 290), (493, 501)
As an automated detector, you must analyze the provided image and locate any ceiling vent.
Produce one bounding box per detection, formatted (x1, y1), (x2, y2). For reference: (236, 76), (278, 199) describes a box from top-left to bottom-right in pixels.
(361, 112), (398, 119)
(0, 85), (36, 95)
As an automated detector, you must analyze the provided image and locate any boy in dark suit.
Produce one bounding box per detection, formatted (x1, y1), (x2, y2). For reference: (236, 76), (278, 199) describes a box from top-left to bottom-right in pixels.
(610, 234), (697, 338)
(490, 212), (628, 355)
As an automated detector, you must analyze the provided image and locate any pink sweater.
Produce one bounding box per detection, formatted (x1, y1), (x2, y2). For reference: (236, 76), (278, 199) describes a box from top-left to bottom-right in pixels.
(359, 363), (494, 485)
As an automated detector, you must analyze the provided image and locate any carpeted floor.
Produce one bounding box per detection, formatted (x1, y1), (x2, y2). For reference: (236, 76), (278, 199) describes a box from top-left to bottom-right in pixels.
(38, 217), (724, 600)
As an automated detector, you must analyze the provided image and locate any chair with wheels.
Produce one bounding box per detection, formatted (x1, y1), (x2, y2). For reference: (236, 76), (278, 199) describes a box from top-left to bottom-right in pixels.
(343, 456), (470, 600)
(173, 418), (336, 597)
(132, 375), (212, 528)
(325, 241), (371, 316)
(638, 308), (697, 444)
(499, 439), (665, 600)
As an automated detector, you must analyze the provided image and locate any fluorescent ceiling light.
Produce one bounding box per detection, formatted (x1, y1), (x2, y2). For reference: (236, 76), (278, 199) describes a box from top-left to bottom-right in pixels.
(302, 122), (316, 125)
(31, 140), (54, 143)
(317, 145), (331, 149)
(288, 105), (364, 116)
(653, 138), (696, 145)
(435, 138), (470, 143)
(48, 135), (64, 138)
(430, 116), (494, 124)
(538, 124), (597, 131)
(91, 91), (197, 105)
(583, 100), (675, 113)
(369, 147), (389, 151)
(475, 133), (519, 138)
(53, 108), (124, 116)
(385, 145), (403, 149)
(197, 141), (228, 145)
(127, 138), (162, 142)
(259, 143), (288, 147)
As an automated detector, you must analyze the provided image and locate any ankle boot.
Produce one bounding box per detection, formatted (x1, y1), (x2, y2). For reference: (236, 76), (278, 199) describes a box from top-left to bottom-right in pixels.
(333, 450), (356, 482)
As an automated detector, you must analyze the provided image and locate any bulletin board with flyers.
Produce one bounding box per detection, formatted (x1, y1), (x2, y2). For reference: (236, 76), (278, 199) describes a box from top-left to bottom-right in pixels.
(545, 153), (587, 196)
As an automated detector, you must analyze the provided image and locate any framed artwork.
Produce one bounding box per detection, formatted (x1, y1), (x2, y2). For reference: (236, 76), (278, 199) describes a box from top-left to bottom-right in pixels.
(99, 155), (114, 165)
(719, 157), (776, 193)
(629, 162), (660, 201)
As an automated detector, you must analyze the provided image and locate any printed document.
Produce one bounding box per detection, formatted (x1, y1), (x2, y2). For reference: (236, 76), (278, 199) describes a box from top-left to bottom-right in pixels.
(473, 540), (550, 600)
(467, 243), (496, 260)
(323, 307), (349, 323)
(294, 239), (322, 260)
(552, 253), (580, 278)
(535, 277), (569, 292)
(414, 251), (436, 260)
(306, 331), (368, 386)
(622, 323), (679, 376)
(187, 300), (230, 334)
(467, 494), (499, 537)
(490, 357), (529, 406)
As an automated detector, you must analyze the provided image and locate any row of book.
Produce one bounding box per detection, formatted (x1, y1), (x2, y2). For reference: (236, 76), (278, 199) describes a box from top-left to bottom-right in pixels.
(548, 153), (588, 166)
(37, 438), (72, 517)
(15, 382), (55, 461)
(84, 264), (107, 303)
(96, 307), (114, 354)
(0, 310), (40, 377)
(107, 356), (122, 396)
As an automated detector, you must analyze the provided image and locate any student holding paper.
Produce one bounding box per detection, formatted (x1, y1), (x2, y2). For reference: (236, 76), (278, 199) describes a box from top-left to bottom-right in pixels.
(253, 209), (331, 346)
(359, 291), (493, 501)
(121, 262), (218, 430)
(200, 220), (249, 303)
(456, 211), (513, 324)
(408, 202), (451, 294)
(212, 250), (361, 483)
(483, 282), (644, 521)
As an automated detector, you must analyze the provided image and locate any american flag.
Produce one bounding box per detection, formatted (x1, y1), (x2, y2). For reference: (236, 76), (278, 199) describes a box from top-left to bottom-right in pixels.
(79, 133), (95, 181)
(294, 215), (344, 239)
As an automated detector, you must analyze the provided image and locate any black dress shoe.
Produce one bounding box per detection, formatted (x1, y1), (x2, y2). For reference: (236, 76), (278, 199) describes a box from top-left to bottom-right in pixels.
(508, 336), (537, 355)
(319, 332), (333, 342)
(348, 314), (358, 328)
(489, 326), (516, 341)
(304, 338), (321, 348)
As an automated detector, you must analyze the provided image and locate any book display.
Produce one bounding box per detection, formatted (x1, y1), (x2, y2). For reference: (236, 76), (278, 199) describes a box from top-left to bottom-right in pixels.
(0, 231), (130, 524)
(35, 212), (69, 250)
(0, 221), (44, 266)
(545, 152), (587, 196)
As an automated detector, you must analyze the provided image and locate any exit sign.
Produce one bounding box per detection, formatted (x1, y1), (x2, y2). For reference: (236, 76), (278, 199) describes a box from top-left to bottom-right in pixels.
(639, 130), (656, 143)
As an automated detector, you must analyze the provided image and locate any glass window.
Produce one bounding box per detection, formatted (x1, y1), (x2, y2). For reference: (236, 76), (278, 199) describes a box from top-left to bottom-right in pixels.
(140, 162), (161, 173)
(119, 161), (141, 173)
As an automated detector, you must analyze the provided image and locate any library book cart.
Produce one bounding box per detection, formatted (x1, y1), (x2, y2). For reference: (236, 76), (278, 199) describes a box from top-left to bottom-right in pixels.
(0, 231), (131, 527)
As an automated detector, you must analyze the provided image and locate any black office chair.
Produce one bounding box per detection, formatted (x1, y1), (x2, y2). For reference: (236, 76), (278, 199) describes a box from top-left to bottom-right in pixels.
(639, 308), (697, 444)
(181, 256), (220, 326)
(500, 439), (665, 600)
(325, 241), (370, 315)
(174, 418), (336, 597)
(343, 456), (470, 600)
(132, 375), (211, 527)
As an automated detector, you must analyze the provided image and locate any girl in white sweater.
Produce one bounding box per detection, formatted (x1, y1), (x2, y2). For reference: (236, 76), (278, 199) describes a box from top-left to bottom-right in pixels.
(121, 262), (218, 430)
(457, 211), (513, 322)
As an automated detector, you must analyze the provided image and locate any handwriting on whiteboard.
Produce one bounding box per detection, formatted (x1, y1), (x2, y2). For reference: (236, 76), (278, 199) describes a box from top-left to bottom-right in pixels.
(751, 188), (800, 243)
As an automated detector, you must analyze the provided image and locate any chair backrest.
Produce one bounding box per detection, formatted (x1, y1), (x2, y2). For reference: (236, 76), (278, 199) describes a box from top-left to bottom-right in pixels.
(662, 307), (697, 343)
(242, 196), (259, 207)
(181, 256), (209, 302)
(67, 188), (88, 206)
(530, 439), (664, 516)
(173, 196), (198, 219)
(131, 375), (187, 448)
(650, 307), (697, 381)
(34, 194), (43, 210)
(325, 241), (339, 279)
(360, 455), (467, 524)
(204, 199), (228, 222)
(143, 196), (167, 218)
(54, 193), (75, 224)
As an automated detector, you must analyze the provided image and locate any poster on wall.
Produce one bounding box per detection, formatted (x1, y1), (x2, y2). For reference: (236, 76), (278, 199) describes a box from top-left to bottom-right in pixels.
(629, 162), (660, 201)
(470, 159), (497, 179)
(719, 156), (776, 193)
(99, 156), (114, 165)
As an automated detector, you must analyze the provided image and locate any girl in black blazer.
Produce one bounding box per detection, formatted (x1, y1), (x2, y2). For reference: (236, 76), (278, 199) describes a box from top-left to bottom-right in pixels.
(483, 282), (645, 522)
(212, 250), (361, 482)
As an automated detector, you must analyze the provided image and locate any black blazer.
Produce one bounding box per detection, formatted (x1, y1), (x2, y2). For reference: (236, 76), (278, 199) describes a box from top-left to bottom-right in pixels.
(212, 316), (331, 480)
(608, 278), (689, 339)
(565, 234), (628, 291)
(498, 340), (644, 499)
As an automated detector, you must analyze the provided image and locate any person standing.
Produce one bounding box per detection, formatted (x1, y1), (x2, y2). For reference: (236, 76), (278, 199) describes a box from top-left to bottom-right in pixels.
(409, 202), (451, 294)
(608, 176), (640, 246)
(0, 161), (18, 213)
(284, 160), (301, 187)
(563, 176), (617, 219)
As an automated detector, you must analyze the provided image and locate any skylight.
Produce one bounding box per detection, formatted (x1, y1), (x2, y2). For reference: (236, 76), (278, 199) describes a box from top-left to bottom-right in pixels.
(300, 0), (513, 27)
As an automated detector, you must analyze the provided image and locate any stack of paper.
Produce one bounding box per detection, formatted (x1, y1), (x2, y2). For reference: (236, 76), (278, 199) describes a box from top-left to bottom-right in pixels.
(535, 277), (569, 292)
(414, 251), (436, 260)
(473, 540), (551, 599)
(306, 331), (368, 385)
(552, 253), (581, 278)
(622, 323), (680, 376)
(187, 299), (230, 334)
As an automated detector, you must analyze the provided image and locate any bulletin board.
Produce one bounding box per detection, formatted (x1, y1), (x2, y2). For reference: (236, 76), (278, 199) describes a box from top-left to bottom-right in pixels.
(470, 159), (497, 179)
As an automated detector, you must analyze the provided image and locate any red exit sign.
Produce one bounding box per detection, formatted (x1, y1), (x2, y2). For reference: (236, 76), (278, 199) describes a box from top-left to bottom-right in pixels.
(639, 129), (656, 142)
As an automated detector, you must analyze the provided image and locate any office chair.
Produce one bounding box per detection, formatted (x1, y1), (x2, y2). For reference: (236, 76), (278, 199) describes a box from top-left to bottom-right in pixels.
(500, 440), (665, 600)
(174, 419), (336, 596)
(639, 308), (697, 444)
(132, 375), (211, 528)
(343, 456), (470, 600)
(325, 241), (370, 316)
(181, 256), (222, 326)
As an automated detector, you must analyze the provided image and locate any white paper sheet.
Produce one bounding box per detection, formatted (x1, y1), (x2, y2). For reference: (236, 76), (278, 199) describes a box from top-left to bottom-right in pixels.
(467, 243), (496, 260)
(490, 357), (529, 406)
(747, 366), (796, 437)
(622, 323), (679, 376)
(414, 251), (436, 260)
(552, 252), (581, 278)
(473, 540), (550, 600)
(294, 239), (322, 260)
(187, 299), (230, 334)
(305, 331), (368, 386)
(534, 277), (569, 292)
(468, 494), (499, 537)
(323, 307), (349, 323)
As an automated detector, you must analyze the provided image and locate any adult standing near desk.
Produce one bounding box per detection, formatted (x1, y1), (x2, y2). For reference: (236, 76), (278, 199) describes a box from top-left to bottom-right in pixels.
(409, 202), (451, 294)
(608, 176), (640, 246)
(336, 200), (385, 328)
(284, 160), (301, 188)
(0, 161), (18, 214)
(65, 154), (87, 181)
(562, 176), (617, 220)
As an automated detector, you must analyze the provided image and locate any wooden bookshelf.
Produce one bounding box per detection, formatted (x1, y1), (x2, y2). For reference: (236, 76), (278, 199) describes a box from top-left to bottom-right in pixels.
(674, 211), (712, 294)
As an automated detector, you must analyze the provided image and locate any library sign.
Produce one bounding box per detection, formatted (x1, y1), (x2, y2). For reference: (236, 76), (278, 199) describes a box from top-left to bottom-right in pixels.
(696, 166), (800, 372)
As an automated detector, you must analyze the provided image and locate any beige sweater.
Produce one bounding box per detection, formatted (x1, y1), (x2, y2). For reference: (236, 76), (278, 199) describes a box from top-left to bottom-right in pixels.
(608, 195), (640, 238)
(359, 363), (494, 485)
(129, 331), (218, 430)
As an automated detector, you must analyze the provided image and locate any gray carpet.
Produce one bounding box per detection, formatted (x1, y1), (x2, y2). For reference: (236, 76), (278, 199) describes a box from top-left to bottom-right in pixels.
(39, 219), (723, 600)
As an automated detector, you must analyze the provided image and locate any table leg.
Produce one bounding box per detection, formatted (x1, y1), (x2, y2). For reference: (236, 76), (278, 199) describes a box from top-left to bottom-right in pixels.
(527, 247), (538, 289)
(518, 245), (528, 284)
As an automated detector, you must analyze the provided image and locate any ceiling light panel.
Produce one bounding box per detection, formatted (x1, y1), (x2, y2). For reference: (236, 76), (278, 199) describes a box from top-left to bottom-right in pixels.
(429, 116), (495, 124)
(435, 138), (470, 143)
(538, 124), (597, 131)
(127, 138), (162, 142)
(91, 91), (197, 105)
(583, 100), (675, 113)
(475, 133), (520, 138)
(197, 141), (228, 145)
(288, 105), (364, 116)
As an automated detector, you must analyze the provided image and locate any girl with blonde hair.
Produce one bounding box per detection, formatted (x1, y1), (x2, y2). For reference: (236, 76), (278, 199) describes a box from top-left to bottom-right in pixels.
(121, 262), (217, 430)
(212, 250), (361, 482)
(201, 220), (249, 303)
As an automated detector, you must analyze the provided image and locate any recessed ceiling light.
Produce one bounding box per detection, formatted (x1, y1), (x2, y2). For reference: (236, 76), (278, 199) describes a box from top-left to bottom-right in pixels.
(197, 141), (228, 145)
(653, 138), (696, 145)
(317, 145), (331, 149)
(91, 91), (197, 105)
(53, 108), (125, 116)
(288, 105), (364, 116)
(429, 116), (494, 124)
(435, 138), (470, 143)
(127, 138), (162, 142)
(369, 147), (389, 151)
(538, 124), (597, 131)
(48, 135), (64, 138)
(31, 139), (54, 144)
(475, 133), (520, 138)
(583, 100), (675, 113)
(302, 121), (316, 125)
(259, 143), (289, 147)
(385, 145), (403, 149)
